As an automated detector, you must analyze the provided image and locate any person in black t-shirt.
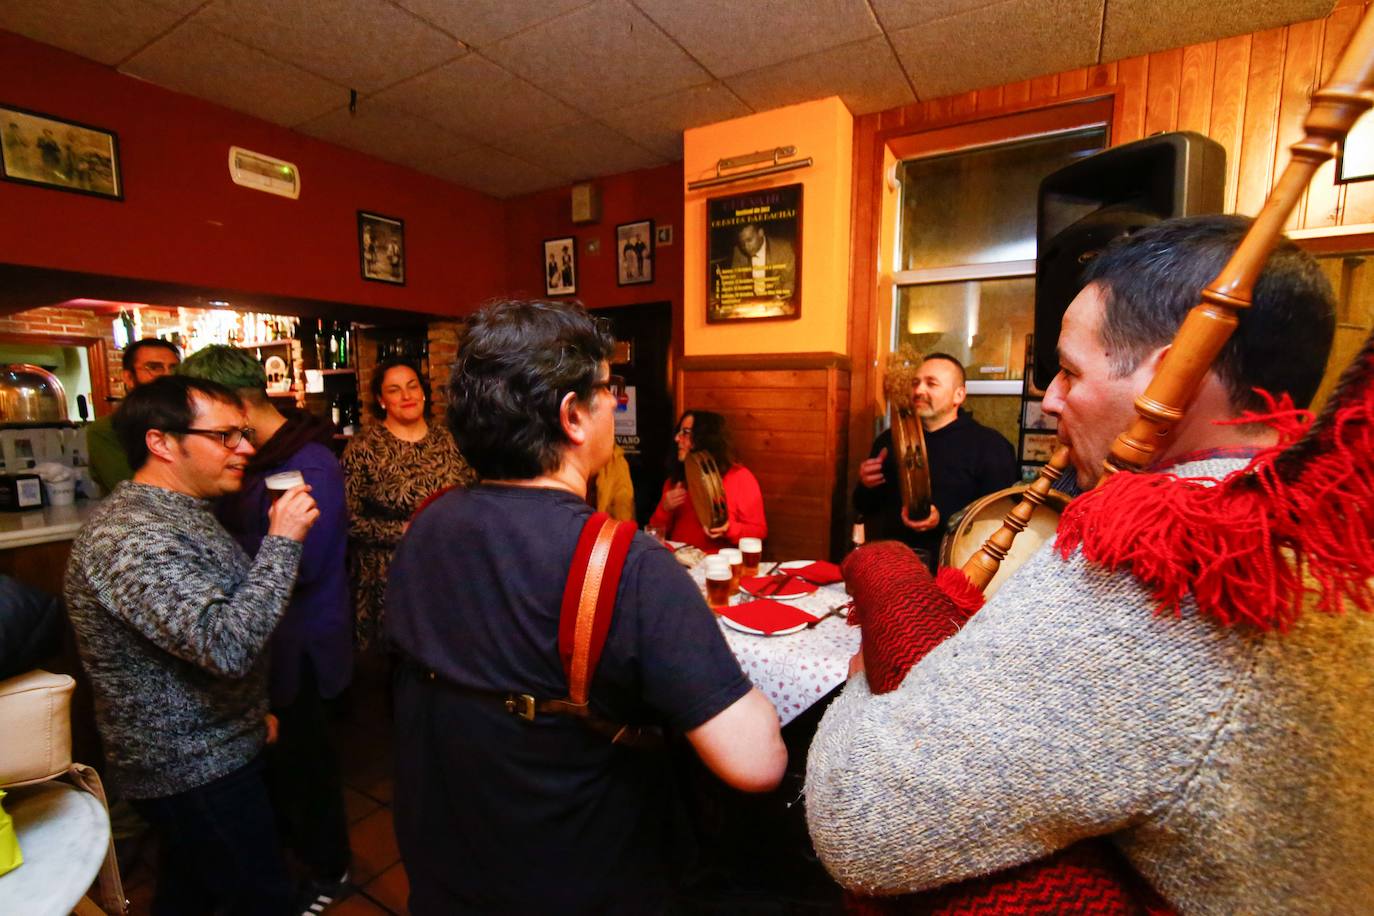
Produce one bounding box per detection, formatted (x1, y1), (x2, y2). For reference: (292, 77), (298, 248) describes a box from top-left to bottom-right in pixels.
(853, 353), (1019, 569)
(386, 299), (786, 916)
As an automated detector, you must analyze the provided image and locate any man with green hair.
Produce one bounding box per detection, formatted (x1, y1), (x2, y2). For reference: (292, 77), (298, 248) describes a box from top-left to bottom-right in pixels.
(178, 344), (353, 910)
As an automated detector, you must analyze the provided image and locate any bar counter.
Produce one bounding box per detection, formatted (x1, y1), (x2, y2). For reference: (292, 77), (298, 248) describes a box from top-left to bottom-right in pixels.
(0, 500), (101, 551)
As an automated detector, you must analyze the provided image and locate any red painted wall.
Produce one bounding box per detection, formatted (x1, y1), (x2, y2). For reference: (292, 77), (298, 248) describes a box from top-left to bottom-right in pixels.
(0, 31), (505, 316)
(503, 163), (684, 317)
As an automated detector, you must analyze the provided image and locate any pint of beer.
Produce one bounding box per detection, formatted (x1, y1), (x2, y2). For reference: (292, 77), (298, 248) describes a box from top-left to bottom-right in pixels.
(704, 557), (732, 611)
(720, 548), (743, 596)
(738, 537), (762, 578)
(265, 470), (305, 503)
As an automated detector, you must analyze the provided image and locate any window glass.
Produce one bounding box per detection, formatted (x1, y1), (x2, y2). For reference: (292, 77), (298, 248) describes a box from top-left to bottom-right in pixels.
(895, 276), (1034, 381)
(899, 128), (1107, 269)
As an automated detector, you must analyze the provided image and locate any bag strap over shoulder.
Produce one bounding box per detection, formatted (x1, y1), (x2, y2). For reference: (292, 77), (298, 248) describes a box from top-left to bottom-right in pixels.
(558, 512), (635, 708)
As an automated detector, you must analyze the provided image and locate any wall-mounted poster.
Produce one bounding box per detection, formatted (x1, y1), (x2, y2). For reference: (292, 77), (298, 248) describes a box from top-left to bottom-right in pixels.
(545, 236), (577, 296)
(358, 211), (405, 285)
(706, 183), (802, 323)
(0, 104), (121, 200)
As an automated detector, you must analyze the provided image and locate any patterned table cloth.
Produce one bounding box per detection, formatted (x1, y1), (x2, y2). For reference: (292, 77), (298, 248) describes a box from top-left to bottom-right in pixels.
(689, 564), (859, 726)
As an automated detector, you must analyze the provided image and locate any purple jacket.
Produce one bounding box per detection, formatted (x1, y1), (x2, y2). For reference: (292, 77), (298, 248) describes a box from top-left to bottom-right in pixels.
(217, 426), (353, 706)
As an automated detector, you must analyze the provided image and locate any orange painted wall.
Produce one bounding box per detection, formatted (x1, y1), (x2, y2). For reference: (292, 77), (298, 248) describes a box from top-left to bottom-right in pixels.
(0, 30), (506, 317)
(683, 97), (853, 357)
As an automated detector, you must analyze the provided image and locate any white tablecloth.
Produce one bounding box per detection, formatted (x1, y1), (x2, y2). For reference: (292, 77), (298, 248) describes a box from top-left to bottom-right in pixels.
(689, 564), (859, 726)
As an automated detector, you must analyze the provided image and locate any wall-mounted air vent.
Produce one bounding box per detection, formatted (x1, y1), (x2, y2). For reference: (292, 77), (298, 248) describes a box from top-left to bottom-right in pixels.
(228, 146), (300, 199)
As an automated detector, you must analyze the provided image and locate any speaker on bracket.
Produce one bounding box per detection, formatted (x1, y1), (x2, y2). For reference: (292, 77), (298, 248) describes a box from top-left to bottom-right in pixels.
(1032, 132), (1227, 390)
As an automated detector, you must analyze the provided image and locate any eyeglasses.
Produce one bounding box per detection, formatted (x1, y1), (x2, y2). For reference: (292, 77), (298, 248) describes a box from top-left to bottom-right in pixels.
(674, 426), (694, 440)
(166, 427), (254, 449)
(592, 374), (627, 399)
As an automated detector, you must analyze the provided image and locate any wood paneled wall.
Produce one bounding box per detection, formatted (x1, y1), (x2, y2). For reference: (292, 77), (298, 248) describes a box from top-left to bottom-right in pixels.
(847, 0), (1373, 496)
(677, 354), (850, 561)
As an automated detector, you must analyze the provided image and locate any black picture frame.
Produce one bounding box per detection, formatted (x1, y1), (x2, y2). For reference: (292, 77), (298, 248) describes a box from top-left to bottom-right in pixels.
(706, 183), (802, 323)
(615, 219), (654, 286)
(358, 211), (405, 285)
(0, 103), (122, 200)
(544, 236), (577, 296)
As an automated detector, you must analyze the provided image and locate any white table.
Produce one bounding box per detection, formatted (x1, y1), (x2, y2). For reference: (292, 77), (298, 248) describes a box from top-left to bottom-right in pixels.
(689, 563), (859, 726)
(0, 781), (110, 916)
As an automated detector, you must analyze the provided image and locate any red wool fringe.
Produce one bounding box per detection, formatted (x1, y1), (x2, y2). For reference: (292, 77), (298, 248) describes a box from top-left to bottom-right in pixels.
(1055, 377), (1374, 631)
(935, 566), (986, 615)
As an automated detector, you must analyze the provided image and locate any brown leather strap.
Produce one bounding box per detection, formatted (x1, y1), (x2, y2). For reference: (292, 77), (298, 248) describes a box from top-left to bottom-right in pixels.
(568, 516), (618, 706)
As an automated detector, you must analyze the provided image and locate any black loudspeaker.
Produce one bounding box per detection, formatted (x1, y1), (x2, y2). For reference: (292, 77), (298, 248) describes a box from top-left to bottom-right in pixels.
(1032, 132), (1226, 389)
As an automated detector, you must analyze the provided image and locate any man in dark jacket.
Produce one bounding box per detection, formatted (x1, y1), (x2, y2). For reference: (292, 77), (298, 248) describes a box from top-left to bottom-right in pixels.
(179, 345), (353, 911)
(853, 353), (1019, 568)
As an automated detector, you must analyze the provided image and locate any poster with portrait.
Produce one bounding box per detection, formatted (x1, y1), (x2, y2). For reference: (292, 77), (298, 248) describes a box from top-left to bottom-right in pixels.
(544, 236), (577, 296)
(358, 211), (405, 285)
(706, 183), (802, 323)
(616, 220), (653, 285)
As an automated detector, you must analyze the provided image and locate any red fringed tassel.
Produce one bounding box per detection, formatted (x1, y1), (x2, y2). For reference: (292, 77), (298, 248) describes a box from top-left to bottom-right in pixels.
(1056, 383), (1374, 631)
(935, 566), (986, 615)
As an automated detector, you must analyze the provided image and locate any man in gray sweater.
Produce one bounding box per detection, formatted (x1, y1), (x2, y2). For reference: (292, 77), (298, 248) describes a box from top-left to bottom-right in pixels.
(806, 216), (1374, 913)
(66, 375), (319, 916)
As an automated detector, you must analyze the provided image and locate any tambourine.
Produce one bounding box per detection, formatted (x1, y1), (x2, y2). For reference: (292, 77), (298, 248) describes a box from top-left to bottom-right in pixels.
(890, 404), (933, 522)
(940, 484), (1072, 597)
(685, 450), (728, 531)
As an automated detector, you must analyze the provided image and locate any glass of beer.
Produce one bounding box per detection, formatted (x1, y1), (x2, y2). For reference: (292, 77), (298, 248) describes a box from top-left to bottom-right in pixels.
(720, 548), (743, 596)
(265, 470), (305, 503)
(704, 557), (732, 611)
(739, 537), (762, 578)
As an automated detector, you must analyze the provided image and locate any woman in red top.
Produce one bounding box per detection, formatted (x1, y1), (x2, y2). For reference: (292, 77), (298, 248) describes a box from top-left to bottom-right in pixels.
(649, 410), (767, 551)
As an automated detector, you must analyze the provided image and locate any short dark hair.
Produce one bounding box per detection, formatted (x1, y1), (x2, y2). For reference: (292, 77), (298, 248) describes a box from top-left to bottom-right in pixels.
(1083, 214), (1335, 412)
(447, 299), (613, 479)
(122, 338), (180, 374)
(370, 358), (427, 419)
(668, 410), (734, 483)
(113, 376), (241, 471)
(921, 352), (967, 386)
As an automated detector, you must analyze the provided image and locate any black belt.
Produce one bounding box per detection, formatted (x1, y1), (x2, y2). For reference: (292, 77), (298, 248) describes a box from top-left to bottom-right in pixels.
(403, 659), (665, 751)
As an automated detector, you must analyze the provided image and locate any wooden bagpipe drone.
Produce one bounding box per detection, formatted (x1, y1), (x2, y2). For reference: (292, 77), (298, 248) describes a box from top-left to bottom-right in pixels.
(837, 9), (1374, 913)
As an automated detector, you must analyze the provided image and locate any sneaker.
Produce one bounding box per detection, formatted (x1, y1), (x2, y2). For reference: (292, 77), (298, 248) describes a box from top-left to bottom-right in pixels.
(297, 871), (350, 915)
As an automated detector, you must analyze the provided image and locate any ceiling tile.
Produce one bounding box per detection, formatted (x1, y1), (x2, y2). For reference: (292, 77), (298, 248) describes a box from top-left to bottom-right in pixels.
(633, 0), (880, 77)
(0, 0), (184, 66)
(420, 145), (567, 198)
(493, 120), (667, 181)
(370, 54), (582, 143)
(891, 0), (1103, 100)
(1102, 0), (1334, 61)
(869, 0), (1007, 32)
(726, 35), (915, 116)
(484, 0), (710, 115)
(598, 82), (751, 159)
(120, 22), (346, 127)
(297, 100), (477, 174)
(189, 0), (465, 93)
(392, 0), (592, 48)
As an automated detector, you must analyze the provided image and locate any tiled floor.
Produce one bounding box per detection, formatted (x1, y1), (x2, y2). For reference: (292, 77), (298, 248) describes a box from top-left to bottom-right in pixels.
(121, 657), (410, 915)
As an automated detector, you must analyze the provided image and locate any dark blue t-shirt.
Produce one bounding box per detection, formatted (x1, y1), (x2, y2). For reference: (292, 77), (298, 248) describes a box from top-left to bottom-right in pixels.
(386, 484), (751, 915)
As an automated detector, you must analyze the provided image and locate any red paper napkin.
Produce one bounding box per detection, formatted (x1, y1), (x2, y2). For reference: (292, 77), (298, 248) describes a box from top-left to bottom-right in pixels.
(740, 574), (818, 597)
(719, 599), (818, 634)
(790, 561), (843, 584)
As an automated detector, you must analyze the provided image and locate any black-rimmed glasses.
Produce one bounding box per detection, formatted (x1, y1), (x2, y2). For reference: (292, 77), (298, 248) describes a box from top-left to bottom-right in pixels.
(166, 427), (254, 449)
(593, 374), (627, 399)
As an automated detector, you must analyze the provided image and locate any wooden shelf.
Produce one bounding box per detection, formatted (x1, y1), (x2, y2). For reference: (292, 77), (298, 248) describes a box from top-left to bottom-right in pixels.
(235, 338), (296, 349)
(317, 368), (355, 375)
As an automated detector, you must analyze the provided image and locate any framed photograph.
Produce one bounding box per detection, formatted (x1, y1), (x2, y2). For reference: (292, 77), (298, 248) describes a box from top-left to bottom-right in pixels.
(706, 183), (802, 323)
(1022, 399), (1057, 431)
(0, 104), (121, 200)
(1021, 431), (1060, 463)
(616, 220), (654, 286)
(545, 237), (577, 296)
(358, 211), (405, 285)
(656, 225), (673, 246)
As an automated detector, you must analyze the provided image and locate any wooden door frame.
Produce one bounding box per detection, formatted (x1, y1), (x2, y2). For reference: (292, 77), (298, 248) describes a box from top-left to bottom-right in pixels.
(0, 331), (111, 418)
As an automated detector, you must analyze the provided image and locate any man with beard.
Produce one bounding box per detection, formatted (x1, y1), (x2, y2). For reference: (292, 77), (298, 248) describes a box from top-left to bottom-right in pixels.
(852, 353), (1018, 569)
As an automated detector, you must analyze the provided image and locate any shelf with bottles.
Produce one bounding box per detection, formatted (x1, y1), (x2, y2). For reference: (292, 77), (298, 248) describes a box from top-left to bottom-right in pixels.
(305, 319), (357, 372)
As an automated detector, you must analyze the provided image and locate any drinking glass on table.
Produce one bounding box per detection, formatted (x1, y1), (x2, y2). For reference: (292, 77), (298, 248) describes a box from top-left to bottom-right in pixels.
(739, 537), (762, 578)
(720, 548), (743, 596)
(704, 557), (732, 611)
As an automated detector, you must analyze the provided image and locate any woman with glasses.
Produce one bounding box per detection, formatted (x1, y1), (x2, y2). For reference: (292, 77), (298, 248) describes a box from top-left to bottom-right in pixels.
(341, 358), (476, 651)
(649, 409), (766, 551)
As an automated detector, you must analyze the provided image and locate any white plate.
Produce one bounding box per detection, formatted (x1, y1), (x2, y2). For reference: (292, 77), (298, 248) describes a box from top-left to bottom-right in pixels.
(718, 614), (809, 637)
(740, 561), (819, 601)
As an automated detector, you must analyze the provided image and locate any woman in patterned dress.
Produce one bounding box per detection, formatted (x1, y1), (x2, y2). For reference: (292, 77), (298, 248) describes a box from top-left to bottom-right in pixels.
(341, 358), (476, 649)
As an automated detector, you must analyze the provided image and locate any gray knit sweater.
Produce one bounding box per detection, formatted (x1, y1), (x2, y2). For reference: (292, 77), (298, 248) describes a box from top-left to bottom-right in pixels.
(806, 457), (1374, 915)
(64, 481), (302, 799)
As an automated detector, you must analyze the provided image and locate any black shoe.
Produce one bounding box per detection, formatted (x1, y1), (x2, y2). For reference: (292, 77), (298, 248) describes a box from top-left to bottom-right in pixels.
(297, 871), (350, 915)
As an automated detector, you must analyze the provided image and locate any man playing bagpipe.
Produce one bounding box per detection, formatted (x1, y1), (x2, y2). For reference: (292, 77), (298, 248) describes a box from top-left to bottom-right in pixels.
(805, 215), (1374, 914)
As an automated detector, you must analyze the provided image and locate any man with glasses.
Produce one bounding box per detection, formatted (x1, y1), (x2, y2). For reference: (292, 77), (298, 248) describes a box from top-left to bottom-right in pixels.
(65, 375), (319, 916)
(88, 337), (181, 493)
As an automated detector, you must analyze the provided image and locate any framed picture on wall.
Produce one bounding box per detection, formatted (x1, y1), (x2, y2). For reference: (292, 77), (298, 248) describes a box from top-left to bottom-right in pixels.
(0, 104), (122, 200)
(545, 236), (577, 296)
(706, 183), (802, 323)
(1022, 399), (1057, 431)
(616, 220), (654, 286)
(1021, 431), (1060, 463)
(358, 211), (405, 285)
